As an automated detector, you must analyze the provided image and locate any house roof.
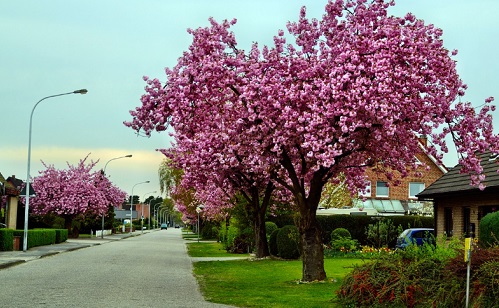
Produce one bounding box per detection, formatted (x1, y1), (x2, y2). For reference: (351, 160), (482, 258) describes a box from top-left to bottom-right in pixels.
(0, 172), (23, 196)
(417, 152), (499, 199)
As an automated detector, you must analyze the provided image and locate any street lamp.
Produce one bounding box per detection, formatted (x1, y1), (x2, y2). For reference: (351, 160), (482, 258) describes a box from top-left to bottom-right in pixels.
(141, 191), (156, 234)
(23, 89), (87, 252)
(130, 181), (150, 233)
(101, 154), (132, 238)
(148, 200), (160, 230)
(153, 203), (162, 229)
(196, 205), (204, 243)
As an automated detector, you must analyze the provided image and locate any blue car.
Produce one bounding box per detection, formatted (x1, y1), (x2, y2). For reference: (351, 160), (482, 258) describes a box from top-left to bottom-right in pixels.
(396, 228), (435, 249)
(160, 223), (168, 230)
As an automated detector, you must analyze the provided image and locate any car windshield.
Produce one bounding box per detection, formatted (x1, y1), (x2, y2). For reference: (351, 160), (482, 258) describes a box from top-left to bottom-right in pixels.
(398, 229), (410, 239)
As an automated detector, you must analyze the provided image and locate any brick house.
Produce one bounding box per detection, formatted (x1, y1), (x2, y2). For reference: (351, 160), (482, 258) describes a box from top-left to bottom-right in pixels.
(0, 173), (24, 229)
(417, 152), (499, 239)
(358, 138), (448, 216)
(317, 137), (447, 216)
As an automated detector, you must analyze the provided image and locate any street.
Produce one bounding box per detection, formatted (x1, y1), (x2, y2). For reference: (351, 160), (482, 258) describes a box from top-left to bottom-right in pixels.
(0, 228), (233, 308)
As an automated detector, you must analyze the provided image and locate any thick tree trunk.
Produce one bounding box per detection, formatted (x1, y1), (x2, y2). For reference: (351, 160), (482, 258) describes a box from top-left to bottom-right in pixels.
(253, 203), (270, 258)
(297, 210), (326, 282)
(64, 216), (79, 238)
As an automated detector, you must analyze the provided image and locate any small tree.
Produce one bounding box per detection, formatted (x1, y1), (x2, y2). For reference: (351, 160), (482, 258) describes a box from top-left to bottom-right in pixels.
(29, 155), (126, 237)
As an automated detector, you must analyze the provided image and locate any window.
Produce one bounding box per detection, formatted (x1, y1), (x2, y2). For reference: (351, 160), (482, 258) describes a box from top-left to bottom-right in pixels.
(376, 181), (389, 197)
(359, 181), (371, 197)
(409, 182), (425, 198)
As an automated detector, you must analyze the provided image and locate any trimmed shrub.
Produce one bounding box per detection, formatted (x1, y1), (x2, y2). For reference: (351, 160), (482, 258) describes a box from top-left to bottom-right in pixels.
(0, 228), (14, 251)
(330, 228), (358, 252)
(55, 229), (68, 243)
(331, 228), (351, 241)
(13, 229), (56, 250)
(317, 215), (434, 246)
(269, 228), (280, 256)
(265, 221), (278, 241)
(479, 211), (499, 247)
(276, 225), (300, 259)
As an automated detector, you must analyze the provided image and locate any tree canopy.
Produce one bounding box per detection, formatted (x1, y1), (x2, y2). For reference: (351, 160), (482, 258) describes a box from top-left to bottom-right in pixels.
(126, 0), (498, 280)
(30, 154), (126, 218)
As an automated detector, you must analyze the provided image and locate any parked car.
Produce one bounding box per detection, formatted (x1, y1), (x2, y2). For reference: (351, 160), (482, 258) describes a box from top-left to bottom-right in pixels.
(396, 228), (435, 249)
(160, 223), (168, 230)
(174, 225), (180, 228)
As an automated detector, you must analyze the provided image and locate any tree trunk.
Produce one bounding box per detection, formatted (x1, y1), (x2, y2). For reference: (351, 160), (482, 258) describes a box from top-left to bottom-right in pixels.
(252, 202), (270, 258)
(64, 216), (79, 238)
(297, 208), (326, 282)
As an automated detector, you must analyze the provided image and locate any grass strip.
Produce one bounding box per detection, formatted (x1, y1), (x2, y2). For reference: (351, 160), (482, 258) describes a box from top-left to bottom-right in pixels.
(193, 258), (364, 307)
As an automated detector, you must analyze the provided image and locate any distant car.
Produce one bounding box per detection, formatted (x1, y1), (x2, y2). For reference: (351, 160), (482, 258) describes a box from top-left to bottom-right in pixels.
(396, 228), (435, 249)
(174, 225), (180, 228)
(160, 223), (168, 230)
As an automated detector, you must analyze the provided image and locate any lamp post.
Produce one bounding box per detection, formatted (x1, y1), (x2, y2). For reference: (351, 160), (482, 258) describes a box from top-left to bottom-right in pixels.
(148, 200), (160, 230)
(23, 89), (88, 252)
(196, 205), (204, 243)
(141, 191), (156, 234)
(101, 155), (132, 238)
(153, 203), (162, 229)
(130, 181), (149, 233)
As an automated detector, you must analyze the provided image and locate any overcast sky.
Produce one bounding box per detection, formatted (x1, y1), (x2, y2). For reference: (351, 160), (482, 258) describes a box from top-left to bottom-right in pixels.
(1, 0), (498, 200)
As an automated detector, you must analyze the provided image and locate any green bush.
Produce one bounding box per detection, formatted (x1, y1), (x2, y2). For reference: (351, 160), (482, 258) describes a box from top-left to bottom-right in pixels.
(479, 211), (499, 247)
(474, 260), (499, 306)
(219, 218), (251, 253)
(276, 225), (300, 259)
(336, 237), (499, 307)
(0, 228), (14, 251)
(268, 228), (280, 256)
(13, 229), (56, 250)
(265, 221), (278, 241)
(330, 228), (358, 252)
(366, 218), (400, 248)
(317, 215), (434, 246)
(331, 228), (351, 241)
(201, 221), (219, 240)
(55, 229), (68, 243)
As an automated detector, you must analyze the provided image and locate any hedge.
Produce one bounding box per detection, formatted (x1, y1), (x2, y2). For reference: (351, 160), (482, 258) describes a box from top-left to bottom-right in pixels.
(479, 211), (499, 247)
(0, 228), (14, 251)
(317, 215), (434, 246)
(13, 229), (57, 250)
(0, 228), (68, 251)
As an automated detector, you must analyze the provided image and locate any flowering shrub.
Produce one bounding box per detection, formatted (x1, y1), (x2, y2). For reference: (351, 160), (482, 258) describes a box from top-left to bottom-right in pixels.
(336, 238), (499, 307)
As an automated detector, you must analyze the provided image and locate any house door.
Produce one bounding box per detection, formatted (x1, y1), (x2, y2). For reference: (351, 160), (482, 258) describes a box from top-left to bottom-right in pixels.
(444, 207), (453, 237)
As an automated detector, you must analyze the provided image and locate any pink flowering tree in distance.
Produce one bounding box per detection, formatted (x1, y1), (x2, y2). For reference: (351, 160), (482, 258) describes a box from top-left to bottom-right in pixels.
(126, 0), (499, 281)
(30, 154), (126, 237)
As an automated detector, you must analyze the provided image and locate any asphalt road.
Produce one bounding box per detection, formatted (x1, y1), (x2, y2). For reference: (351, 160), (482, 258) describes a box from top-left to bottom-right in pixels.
(0, 228), (234, 308)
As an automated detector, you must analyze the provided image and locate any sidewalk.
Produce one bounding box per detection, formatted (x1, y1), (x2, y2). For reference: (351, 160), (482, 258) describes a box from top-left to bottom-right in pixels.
(0, 231), (145, 270)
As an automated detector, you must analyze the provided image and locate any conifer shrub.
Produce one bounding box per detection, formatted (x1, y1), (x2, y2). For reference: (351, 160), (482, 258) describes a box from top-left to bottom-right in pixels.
(276, 225), (300, 259)
(269, 228), (280, 256)
(479, 211), (499, 247)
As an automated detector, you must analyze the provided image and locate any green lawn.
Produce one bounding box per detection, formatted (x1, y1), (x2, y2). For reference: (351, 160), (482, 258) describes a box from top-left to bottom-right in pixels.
(186, 241), (245, 258)
(188, 241), (364, 307)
